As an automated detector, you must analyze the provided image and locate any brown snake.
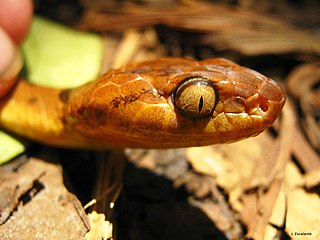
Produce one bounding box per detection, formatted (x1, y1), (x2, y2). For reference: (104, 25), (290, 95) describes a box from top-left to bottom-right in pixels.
(0, 57), (285, 149)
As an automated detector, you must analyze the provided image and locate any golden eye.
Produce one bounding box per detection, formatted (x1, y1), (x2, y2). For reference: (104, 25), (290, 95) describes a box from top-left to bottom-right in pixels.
(173, 77), (218, 119)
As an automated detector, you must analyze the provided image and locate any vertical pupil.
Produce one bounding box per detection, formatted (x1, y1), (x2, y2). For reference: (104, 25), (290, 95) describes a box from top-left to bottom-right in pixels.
(199, 95), (204, 114)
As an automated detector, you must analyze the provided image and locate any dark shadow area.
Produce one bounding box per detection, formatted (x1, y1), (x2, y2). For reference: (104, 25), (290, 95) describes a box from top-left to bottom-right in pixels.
(58, 149), (98, 204)
(115, 162), (228, 240)
(20, 180), (45, 206)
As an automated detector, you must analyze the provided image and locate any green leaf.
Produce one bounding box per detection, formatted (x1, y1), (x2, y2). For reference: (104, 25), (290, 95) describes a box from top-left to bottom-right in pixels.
(0, 131), (25, 165)
(21, 16), (103, 88)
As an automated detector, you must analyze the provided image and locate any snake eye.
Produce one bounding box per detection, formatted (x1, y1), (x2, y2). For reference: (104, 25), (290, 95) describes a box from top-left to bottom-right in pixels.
(173, 77), (218, 119)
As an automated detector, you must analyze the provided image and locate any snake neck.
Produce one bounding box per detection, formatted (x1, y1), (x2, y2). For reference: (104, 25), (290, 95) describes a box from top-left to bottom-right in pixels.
(0, 80), (90, 148)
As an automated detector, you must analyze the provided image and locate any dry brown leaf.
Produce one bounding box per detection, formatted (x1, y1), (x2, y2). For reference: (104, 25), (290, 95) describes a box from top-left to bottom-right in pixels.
(0, 157), (45, 224)
(0, 158), (89, 240)
(240, 179), (283, 240)
(186, 123), (285, 213)
(285, 162), (320, 240)
(303, 168), (320, 190)
(186, 128), (284, 239)
(265, 184), (286, 239)
(186, 100), (316, 240)
(77, 2), (320, 57)
(286, 62), (320, 152)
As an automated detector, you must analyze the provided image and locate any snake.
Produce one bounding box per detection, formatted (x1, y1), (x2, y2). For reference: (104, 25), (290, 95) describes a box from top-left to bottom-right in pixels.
(0, 57), (285, 149)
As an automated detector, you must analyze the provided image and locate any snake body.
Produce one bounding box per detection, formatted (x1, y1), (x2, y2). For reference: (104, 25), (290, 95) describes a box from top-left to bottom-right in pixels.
(0, 58), (285, 149)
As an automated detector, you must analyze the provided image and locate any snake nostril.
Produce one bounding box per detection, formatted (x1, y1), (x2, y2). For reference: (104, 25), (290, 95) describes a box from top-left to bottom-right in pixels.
(260, 102), (269, 112)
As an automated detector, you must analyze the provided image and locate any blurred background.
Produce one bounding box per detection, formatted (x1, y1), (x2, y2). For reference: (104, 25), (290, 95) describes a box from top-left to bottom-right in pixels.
(1, 1), (319, 240)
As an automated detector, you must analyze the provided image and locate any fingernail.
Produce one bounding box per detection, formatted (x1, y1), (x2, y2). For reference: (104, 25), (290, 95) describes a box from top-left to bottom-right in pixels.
(0, 28), (23, 97)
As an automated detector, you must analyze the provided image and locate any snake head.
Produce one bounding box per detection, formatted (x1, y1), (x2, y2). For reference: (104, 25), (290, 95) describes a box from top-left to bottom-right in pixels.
(68, 58), (286, 148)
(167, 58), (286, 125)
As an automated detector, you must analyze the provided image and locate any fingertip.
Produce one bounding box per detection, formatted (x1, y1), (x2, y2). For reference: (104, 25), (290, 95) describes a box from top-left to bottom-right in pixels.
(0, 0), (33, 44)
(0, 28), (22, 98)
